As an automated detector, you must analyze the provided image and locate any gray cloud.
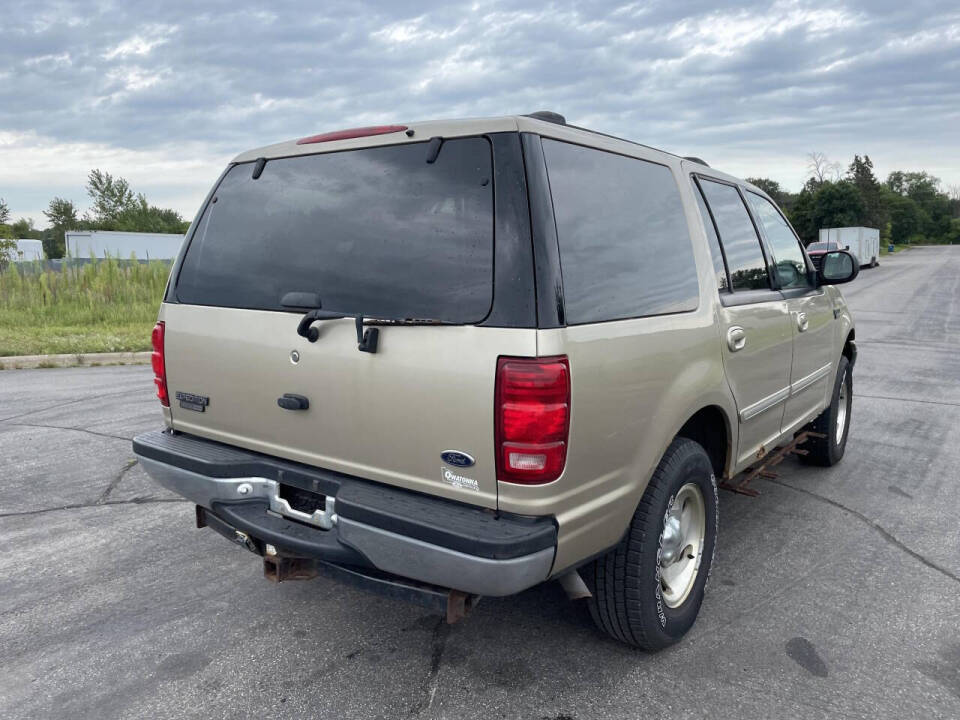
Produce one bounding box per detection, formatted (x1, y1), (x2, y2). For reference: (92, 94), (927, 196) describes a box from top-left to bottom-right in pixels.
(1, 0), (958, 224)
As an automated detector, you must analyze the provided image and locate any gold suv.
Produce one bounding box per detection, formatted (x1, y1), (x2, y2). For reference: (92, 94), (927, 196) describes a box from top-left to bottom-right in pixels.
(134, 112), (858, 649)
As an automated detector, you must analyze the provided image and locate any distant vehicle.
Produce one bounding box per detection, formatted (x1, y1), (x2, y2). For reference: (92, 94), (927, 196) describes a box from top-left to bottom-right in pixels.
(806, 240), (844, 271)
(816, 227), (880, 268)
(133, 112), (859, 649)
(65, 230), (185, 260)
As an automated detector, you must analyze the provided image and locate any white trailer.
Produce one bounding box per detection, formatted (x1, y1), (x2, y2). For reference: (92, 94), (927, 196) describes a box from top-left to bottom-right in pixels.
(12, 239), (44, 261)
(65, 230), (185, 260)
(818, 227), (880, 268)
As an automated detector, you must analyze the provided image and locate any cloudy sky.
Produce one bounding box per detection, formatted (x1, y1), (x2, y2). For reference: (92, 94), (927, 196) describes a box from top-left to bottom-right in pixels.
(2, 0), (958, 227)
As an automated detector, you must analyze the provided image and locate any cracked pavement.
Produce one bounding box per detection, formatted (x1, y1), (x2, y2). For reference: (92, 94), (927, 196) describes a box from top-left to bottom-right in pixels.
(1, 246), (959, 719)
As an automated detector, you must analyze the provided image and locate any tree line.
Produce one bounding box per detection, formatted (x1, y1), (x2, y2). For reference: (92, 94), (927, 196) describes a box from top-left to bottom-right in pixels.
(0, 170), (190, 261)
(748, 153), (960, 246)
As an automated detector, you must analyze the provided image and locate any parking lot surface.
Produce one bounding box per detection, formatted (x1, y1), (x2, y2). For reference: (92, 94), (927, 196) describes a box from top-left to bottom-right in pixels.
(2, 246), (959, 719)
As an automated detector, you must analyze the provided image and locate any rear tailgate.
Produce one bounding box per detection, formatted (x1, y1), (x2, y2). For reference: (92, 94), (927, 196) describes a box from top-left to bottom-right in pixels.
(161, 305), (533, 508)
(161, 134), (535, 508)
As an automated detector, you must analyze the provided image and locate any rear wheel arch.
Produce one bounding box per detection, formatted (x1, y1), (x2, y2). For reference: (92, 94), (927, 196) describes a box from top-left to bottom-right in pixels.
(675, 405), (731, 480)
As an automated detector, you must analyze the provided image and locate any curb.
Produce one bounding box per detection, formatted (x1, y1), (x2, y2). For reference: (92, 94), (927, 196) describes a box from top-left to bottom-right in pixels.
(0, 351), (152, 370)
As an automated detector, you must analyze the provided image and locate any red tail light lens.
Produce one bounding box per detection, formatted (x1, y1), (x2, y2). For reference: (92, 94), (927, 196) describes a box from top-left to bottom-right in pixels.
(495, 356), (570, 484)
(151, 321), (169, 407)
(296, 125), (408, 145)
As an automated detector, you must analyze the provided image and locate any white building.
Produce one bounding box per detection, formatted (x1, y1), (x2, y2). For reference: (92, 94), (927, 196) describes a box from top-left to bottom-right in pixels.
(65, 230), (186, 260)
(13, 239), (44, 261)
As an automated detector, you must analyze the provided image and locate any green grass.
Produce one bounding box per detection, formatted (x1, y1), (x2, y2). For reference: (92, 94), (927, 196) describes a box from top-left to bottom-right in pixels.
(0, 257), (169, 357)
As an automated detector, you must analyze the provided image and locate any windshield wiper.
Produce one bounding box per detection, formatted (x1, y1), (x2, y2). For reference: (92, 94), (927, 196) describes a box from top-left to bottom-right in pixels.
(281, 292), (344, 343)
(280, 291), (377, 352)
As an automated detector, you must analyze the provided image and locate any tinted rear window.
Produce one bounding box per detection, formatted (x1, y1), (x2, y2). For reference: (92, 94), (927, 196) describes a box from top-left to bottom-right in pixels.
(542, 139), (699, 324)
(175, 138), (493, 323)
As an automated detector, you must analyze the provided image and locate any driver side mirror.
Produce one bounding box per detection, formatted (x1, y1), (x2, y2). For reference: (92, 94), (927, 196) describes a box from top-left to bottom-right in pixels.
(817, 250), (859, 285)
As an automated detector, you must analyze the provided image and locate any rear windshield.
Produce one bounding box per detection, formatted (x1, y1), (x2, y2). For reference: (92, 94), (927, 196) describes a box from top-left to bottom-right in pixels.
(175, 138), (494, 323)
(807, 242), (834, 250)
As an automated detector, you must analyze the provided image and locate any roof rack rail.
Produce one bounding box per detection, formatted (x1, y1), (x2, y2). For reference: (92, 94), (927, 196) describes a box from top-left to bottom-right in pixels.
(683, 156), (710, 167)
(525, 111), (566, 125)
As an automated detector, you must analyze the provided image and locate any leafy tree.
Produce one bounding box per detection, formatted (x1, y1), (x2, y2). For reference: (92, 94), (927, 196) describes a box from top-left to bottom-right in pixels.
(789, 180), (865, 245)
(11, 217), (42, 239)
(0, 198), (9, 225)
(887, 193), (927, 243)
(847, 155), (887, 231)
(84, 169), (189, 234)
(43, 197), (79, 258)
(86, 169), (136, 223)
(109, 196), (190, 234)
(746, 177), (796, 211)
(885, 171), (953, 242)
(946, 218), (960, 244)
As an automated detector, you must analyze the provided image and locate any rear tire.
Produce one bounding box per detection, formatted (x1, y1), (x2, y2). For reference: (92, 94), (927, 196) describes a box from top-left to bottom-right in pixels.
(800, 356), (852, 466)
(585, 438), (718, 650)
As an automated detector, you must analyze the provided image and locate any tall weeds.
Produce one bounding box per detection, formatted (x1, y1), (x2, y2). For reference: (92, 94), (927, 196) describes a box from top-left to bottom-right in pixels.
(0, 255), (170, 356)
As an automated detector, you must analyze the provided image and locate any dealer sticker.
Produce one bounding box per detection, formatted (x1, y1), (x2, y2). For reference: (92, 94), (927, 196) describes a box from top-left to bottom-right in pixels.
(441, 467), (479, 492)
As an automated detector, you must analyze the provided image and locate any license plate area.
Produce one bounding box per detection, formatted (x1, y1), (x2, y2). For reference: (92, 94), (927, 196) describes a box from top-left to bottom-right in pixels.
(269, 483), (337, 530)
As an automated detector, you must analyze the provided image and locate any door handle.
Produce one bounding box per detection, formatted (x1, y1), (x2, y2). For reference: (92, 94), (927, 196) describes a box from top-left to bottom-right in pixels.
(796, 312), (809, 332)
(727, 326), (746, 352)
(277, 393), (310, 411)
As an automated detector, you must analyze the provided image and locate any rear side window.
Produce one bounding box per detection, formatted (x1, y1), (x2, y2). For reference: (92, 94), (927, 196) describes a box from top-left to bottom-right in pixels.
(542, 139), (699, 324)
(175, 138), (493, 323)
(746, 192), (812, 290)
(698, 180), (770, 291)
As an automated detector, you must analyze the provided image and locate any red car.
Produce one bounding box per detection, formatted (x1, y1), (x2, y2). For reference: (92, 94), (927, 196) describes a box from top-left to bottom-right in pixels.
(806, 240), (848, 271)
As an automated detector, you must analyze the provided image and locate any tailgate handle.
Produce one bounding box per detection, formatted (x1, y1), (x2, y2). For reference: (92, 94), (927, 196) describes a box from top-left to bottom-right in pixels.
(277, 393), (310, 411)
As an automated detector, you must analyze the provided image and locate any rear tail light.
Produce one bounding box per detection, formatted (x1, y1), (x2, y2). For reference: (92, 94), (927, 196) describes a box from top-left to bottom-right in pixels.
(296, 125), (408, 145)
(151, 321), (169, 407)
(495, 356), (570, 484)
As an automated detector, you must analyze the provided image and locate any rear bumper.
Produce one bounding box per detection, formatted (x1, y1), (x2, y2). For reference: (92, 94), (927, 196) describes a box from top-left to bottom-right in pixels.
(133, 430), (556, 596)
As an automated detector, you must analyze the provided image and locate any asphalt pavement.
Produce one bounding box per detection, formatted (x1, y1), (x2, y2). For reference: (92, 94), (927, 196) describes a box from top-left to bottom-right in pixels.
(1, 246), (958, 719)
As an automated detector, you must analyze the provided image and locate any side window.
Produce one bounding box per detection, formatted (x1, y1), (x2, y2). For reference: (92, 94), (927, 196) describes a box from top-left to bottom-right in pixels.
(542, 139), (699, 324)
(698, 179), (770, 291)
(693, 183), (729, 291)
(746, 192), (812, 290)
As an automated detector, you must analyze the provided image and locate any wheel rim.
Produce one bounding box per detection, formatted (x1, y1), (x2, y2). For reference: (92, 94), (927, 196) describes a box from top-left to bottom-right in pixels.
(835, 371), (849, 445)
(658, 483), (706, 609)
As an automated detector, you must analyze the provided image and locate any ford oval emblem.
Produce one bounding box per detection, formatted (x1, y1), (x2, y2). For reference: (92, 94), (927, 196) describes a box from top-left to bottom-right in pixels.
(441, 450), (475, 468)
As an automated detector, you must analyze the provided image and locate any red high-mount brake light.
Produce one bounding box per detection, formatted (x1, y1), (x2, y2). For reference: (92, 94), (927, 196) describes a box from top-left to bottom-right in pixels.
(151, 321), (169, 407)
(495, 356), (570, 485)
(296, 125), (409, 145)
